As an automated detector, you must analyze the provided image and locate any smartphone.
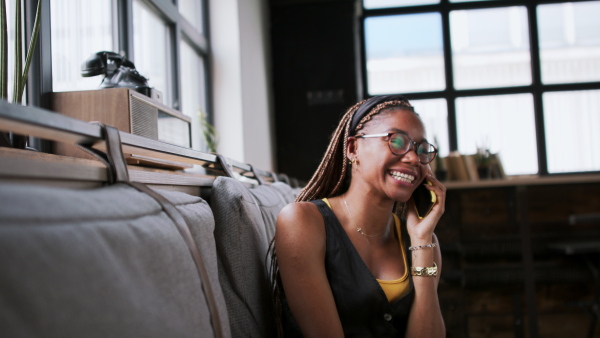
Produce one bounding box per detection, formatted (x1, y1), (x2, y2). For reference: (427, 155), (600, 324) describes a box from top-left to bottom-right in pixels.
(413, 180), (437, 219)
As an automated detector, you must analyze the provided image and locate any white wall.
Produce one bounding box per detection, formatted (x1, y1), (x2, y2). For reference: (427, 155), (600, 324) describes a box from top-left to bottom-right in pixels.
(209, 0), (275, 172)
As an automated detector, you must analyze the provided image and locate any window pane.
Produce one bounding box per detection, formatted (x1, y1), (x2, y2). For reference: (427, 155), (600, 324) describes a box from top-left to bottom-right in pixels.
(51, 0), (114, 92)
(365, 13), (445, 94)
(543, 90), (600, 173)
(410, 98), (449, 157)
(538, 1), (600, 84)
(179, 0), (203, 33)
(133, 0), (172, 106)
(456, 94), (537, 176)
(450, 7), (531, 89)
(180, 41), (207, 151)
(363, 0), (439, 9)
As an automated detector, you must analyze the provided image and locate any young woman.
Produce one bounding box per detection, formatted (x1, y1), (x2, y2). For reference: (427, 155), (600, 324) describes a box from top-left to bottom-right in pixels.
(271, 95), (446, 337)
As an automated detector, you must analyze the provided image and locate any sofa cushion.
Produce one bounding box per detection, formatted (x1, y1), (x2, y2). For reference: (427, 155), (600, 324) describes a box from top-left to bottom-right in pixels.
(268, 182), (297, 204)
(248, 182), (292, 243)
(210, 177), (279, 338)
(0, 183), (230, 338)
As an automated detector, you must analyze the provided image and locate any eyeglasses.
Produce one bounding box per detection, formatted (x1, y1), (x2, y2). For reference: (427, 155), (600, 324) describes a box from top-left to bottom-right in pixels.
(355, 132), (438, 164)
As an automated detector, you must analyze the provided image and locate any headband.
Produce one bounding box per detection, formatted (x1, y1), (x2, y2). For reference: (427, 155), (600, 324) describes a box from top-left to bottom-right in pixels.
(349, 94), (413, 134)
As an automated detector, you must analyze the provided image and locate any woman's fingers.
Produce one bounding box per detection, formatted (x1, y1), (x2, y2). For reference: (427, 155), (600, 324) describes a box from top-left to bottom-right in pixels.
(424, 174), (446, 215)
(406, 174), (446, 240)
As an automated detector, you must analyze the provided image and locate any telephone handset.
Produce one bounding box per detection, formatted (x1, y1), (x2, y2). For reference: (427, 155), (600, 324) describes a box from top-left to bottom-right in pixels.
(80, 51), (152, 96)
(413, 180), (437, 219)
(81, 51), (136, 77)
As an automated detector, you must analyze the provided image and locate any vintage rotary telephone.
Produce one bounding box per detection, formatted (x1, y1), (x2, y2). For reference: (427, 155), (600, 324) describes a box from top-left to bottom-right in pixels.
(81, 51), (153, 97)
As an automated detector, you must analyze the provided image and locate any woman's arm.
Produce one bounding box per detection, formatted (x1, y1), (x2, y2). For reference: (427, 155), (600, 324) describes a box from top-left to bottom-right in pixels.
(275, 202), (345, 338)
(405, 234), (445, 337)
(405, 174), (446, 338)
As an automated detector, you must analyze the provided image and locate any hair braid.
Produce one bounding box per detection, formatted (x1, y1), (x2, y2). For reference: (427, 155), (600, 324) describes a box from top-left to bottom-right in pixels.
(295, 99), (366, 202)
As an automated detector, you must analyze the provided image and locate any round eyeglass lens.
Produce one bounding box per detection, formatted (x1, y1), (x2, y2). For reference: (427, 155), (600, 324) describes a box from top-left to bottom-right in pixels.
(417, 143), (436, 163)
(389, 133), (409, 154)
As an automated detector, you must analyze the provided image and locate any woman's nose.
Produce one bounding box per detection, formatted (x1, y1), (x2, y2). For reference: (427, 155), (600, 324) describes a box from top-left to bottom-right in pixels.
(402, 147), (421, 165)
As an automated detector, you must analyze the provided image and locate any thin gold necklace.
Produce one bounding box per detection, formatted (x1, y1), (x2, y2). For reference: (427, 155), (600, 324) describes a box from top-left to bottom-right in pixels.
(342, 197), (387, 237)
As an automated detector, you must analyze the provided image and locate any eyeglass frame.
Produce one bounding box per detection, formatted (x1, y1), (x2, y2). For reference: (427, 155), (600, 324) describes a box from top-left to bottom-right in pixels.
(354, 132), (438, 164)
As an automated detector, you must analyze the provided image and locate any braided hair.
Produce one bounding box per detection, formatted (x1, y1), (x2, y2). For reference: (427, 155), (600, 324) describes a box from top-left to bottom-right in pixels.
(270, 95), (416, 337)
(295, 95), (414, 202)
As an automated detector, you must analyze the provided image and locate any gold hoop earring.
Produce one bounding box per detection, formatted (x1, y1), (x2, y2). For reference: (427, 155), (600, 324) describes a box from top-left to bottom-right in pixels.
(349, 158), (356, 164)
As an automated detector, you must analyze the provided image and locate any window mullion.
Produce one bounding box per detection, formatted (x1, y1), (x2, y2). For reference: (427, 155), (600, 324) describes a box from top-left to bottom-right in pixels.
(526, 2), (548, 176)
(440, 4), (458, 153)
(117, 0), (134, 60)
(172, 22), (181, 110)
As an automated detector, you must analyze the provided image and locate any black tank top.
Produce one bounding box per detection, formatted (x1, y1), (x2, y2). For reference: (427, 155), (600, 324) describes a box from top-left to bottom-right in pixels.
(280, 199), (415, 337)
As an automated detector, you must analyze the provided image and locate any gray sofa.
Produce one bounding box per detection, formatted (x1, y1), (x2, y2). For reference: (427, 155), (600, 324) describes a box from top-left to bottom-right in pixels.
(0, 178), (298, 337)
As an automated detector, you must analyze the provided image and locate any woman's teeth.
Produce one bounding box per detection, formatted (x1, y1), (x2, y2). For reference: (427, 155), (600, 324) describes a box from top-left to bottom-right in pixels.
(389, 171), (414, 183)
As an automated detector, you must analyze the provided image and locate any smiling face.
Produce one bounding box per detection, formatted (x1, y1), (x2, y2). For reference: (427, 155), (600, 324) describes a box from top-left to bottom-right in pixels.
(347, 108), (431, 203)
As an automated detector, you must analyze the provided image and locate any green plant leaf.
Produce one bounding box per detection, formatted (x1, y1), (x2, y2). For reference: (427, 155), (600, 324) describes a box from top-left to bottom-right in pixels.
(18, 0), (41, 101)
(11, 0), (22, 103)
(198, 109), (219, 153)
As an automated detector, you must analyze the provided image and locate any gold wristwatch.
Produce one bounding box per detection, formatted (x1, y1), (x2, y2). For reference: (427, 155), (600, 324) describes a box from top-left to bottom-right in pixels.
(411, 262), (438, 277)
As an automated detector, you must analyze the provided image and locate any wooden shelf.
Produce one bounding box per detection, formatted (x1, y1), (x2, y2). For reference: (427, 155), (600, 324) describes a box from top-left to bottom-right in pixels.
(0, 147), (216, 193)
(443, 173), (600, 190)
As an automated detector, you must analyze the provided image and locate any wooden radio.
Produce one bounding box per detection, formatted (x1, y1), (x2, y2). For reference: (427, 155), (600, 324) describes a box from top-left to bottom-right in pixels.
(51, 88), (192, 167)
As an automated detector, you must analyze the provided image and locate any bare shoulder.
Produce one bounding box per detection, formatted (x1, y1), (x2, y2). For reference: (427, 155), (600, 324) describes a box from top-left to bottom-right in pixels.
(277, 201), (323, 225)
(276, 201), (326, 252)
(276, 202), (344, 336)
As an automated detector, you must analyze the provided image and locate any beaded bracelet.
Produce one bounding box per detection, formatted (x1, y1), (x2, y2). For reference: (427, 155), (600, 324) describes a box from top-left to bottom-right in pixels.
(408, 243), (437, 251)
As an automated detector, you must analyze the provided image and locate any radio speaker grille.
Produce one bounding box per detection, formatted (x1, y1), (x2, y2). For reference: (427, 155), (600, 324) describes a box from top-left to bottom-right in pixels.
(130, 96), (158, 140)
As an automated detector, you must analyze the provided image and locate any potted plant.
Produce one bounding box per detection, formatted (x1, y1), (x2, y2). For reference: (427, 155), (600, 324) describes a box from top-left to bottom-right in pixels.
(474, 146), (492, 179)
(0, 0), (42, 149)
(198, 109), (218, 153)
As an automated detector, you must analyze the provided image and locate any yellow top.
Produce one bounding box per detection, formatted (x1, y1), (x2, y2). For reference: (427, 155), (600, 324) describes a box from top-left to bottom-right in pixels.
(323, 198), (410, 303)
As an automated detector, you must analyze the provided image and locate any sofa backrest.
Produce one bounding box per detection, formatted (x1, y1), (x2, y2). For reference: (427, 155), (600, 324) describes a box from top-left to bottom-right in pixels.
(0, 182), (230, 338)
(210, 177), (293, 338)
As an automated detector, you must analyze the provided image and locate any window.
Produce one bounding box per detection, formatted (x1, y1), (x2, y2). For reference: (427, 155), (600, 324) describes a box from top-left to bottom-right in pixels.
(47, 0), (210, 151)
(543, 90), (600, 173)
(450, 6), (531, 89)
(538, 2), (600, 84)
(180, 40), (207, 150)
(361, 0), (600, 175)
(365, 13), (445, 94)
(50, 0), (114, 92)
(4, 1), (17, 100)
(179, 0), (204, 34)
(133, 0), (172, 106)
(456, 94), (537, 175)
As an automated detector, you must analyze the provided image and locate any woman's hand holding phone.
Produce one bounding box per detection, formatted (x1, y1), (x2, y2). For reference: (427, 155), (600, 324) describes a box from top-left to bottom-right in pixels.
(406, 172), (446, 242)
(413, 180), (437, 219)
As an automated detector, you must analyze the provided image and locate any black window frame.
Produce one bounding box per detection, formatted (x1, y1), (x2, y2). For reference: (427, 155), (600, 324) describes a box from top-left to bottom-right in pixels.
(359, 0), (600, 176)
(24, 0), (211, 150)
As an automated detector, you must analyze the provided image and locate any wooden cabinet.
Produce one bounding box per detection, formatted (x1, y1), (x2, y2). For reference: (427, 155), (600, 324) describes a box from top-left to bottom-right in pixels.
(437, 176), (600, 338)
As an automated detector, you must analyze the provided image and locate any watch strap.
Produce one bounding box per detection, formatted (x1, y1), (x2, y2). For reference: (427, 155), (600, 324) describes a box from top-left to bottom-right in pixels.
(411, 262), (438, 277)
